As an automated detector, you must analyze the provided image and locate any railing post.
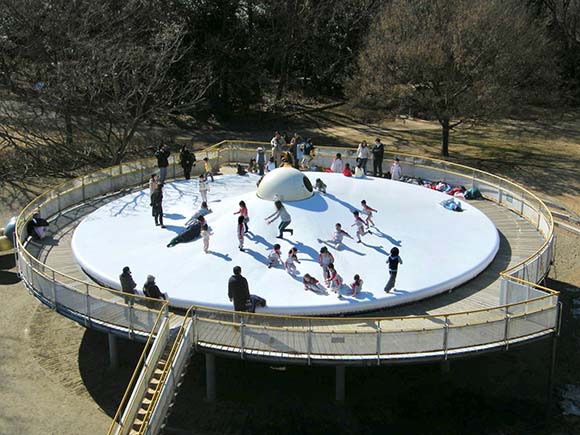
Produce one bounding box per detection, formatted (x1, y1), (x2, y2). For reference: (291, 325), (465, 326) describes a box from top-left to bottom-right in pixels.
(192, 311), (199, 352)
(128, 302), (135, 340)
(85, 283), (91, 327)
(81, 177), (86, 201)
(51, 269), (58, 311)
(240, 316), (245, 360)
(503, 311), (511, 350)
(205, 353), (216, 402)
(375, 320), (382, 366)
(307, 319), (312, 365)
(443, 316), (449, 360)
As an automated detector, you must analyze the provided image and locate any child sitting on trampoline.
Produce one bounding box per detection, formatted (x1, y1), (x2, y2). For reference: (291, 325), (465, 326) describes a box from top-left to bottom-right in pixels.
(285, 247), (301, 275)
(350, 274), (364, 296)
(267, 244), (282, 268)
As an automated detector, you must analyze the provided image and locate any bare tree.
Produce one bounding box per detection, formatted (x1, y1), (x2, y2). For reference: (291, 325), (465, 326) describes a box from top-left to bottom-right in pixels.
(0, 0), (210, 178)
(350, 0), (558, 156)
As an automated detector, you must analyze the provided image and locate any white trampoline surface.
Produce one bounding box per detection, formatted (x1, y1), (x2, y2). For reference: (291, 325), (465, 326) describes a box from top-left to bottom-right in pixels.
(71, 172), (500, 315)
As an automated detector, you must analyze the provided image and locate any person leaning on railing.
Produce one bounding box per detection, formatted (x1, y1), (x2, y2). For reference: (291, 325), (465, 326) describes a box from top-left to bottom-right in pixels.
(143, 275), (166, 308)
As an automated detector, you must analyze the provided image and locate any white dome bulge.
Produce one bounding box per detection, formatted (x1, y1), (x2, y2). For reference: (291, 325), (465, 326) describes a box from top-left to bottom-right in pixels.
(256, 167), (314, 201)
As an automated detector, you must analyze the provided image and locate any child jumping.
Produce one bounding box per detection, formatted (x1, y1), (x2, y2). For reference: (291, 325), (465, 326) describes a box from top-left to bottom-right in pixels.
(285, 247), (301, 275)
(385, 247), (403, 293)
(319, 223), (353, 248)
(352, 210), (370, 243)
(234, 200), (250, 233)
(325, 263), (343, 293)
(350, 274), (364, 296)
(360, 200), (378, 227)
(318, 246), (335, 280)
(265, 200), (293, 239)
(267, 244), (282, 268)
(237, 215), (245, 251)
(201, 223), (212, 253)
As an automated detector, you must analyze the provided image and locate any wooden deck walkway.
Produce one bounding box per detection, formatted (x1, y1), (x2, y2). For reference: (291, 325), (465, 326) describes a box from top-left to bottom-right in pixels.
(25, 195), (544, 338)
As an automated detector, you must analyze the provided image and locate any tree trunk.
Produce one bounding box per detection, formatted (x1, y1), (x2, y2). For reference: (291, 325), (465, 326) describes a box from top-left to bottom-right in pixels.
(65, 111), (73, 148)
(440, 118), (450, 157)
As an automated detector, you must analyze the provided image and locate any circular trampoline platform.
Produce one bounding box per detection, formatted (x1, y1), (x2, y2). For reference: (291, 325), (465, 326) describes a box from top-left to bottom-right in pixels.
(71, 171), (499, 315)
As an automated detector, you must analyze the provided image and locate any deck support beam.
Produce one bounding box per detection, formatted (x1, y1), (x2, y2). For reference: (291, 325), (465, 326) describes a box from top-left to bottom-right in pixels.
(108, 333), (118, 370)
(206, 353), (216, 402)
(335, 366), (346, 402)
(440, 360), (450, 374)
(546, 334), (558, 418)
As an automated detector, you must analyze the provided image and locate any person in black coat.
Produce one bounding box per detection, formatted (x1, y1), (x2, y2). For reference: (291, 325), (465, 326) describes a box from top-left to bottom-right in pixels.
(143, 275), (166, 307)
(179, 145), (196, 180)
(166, 216), (205, 247)
(228, 266), (250, 312)
(155, 144), (171, 183)
(372, 138), (385, 177)
(150, 184), (165, 228)
(27, 212), (49, 240)
(119, 266), (137, 304)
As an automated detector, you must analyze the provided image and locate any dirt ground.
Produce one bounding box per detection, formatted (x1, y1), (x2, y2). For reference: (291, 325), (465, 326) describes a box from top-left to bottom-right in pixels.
(1, 107), (580, 434)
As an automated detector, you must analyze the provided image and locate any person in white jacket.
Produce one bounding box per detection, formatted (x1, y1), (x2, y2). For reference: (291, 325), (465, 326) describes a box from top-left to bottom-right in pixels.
(390, 158), (402, 181)
(356, 140), (370, 174)
(330, 153), (343, 173)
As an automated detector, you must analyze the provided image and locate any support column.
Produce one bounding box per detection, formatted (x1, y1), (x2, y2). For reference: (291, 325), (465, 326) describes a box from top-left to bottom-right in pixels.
(440, 360), (450, 375)
(335, 366), (345, 402)
(206, 353), (216, 402)
(546, 334), (558, 419)
(108, 333), (119, 370)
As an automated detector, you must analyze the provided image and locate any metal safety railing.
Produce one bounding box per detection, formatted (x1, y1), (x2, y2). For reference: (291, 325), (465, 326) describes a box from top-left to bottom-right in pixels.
(13, 140), (559, 434)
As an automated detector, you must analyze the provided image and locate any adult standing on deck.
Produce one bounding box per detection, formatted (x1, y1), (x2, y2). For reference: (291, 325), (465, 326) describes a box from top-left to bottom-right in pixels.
(270, 131), (286, 165)
(143, 275), (166, 308)
(179, 145), (195, 180)
(356, 140), (370, 174)
(256, 147), (266, 176)
(155, 144), (171, 184)
(228, 266), (250, 312)
(119, 266), (137, 304)
(372, 138), (384, 177)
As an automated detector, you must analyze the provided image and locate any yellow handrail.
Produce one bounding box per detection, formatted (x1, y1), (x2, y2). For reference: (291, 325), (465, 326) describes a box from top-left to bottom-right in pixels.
(106, 302), (168, 435)
(137, 306), (196, 434)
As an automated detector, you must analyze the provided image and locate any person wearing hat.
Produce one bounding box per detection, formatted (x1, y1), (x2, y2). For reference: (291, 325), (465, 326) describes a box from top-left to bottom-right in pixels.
(119, 266), (137, 304)
(143, 275), (166, 307)
(256, 146), (266, 176)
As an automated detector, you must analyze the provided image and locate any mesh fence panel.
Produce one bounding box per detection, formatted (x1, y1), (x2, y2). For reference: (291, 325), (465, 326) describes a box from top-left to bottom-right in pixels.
(55, 283), (89, 314)
(379, 328), (446, 354)
(508, 308), (557, 339)
(447, 319), (506, 349)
